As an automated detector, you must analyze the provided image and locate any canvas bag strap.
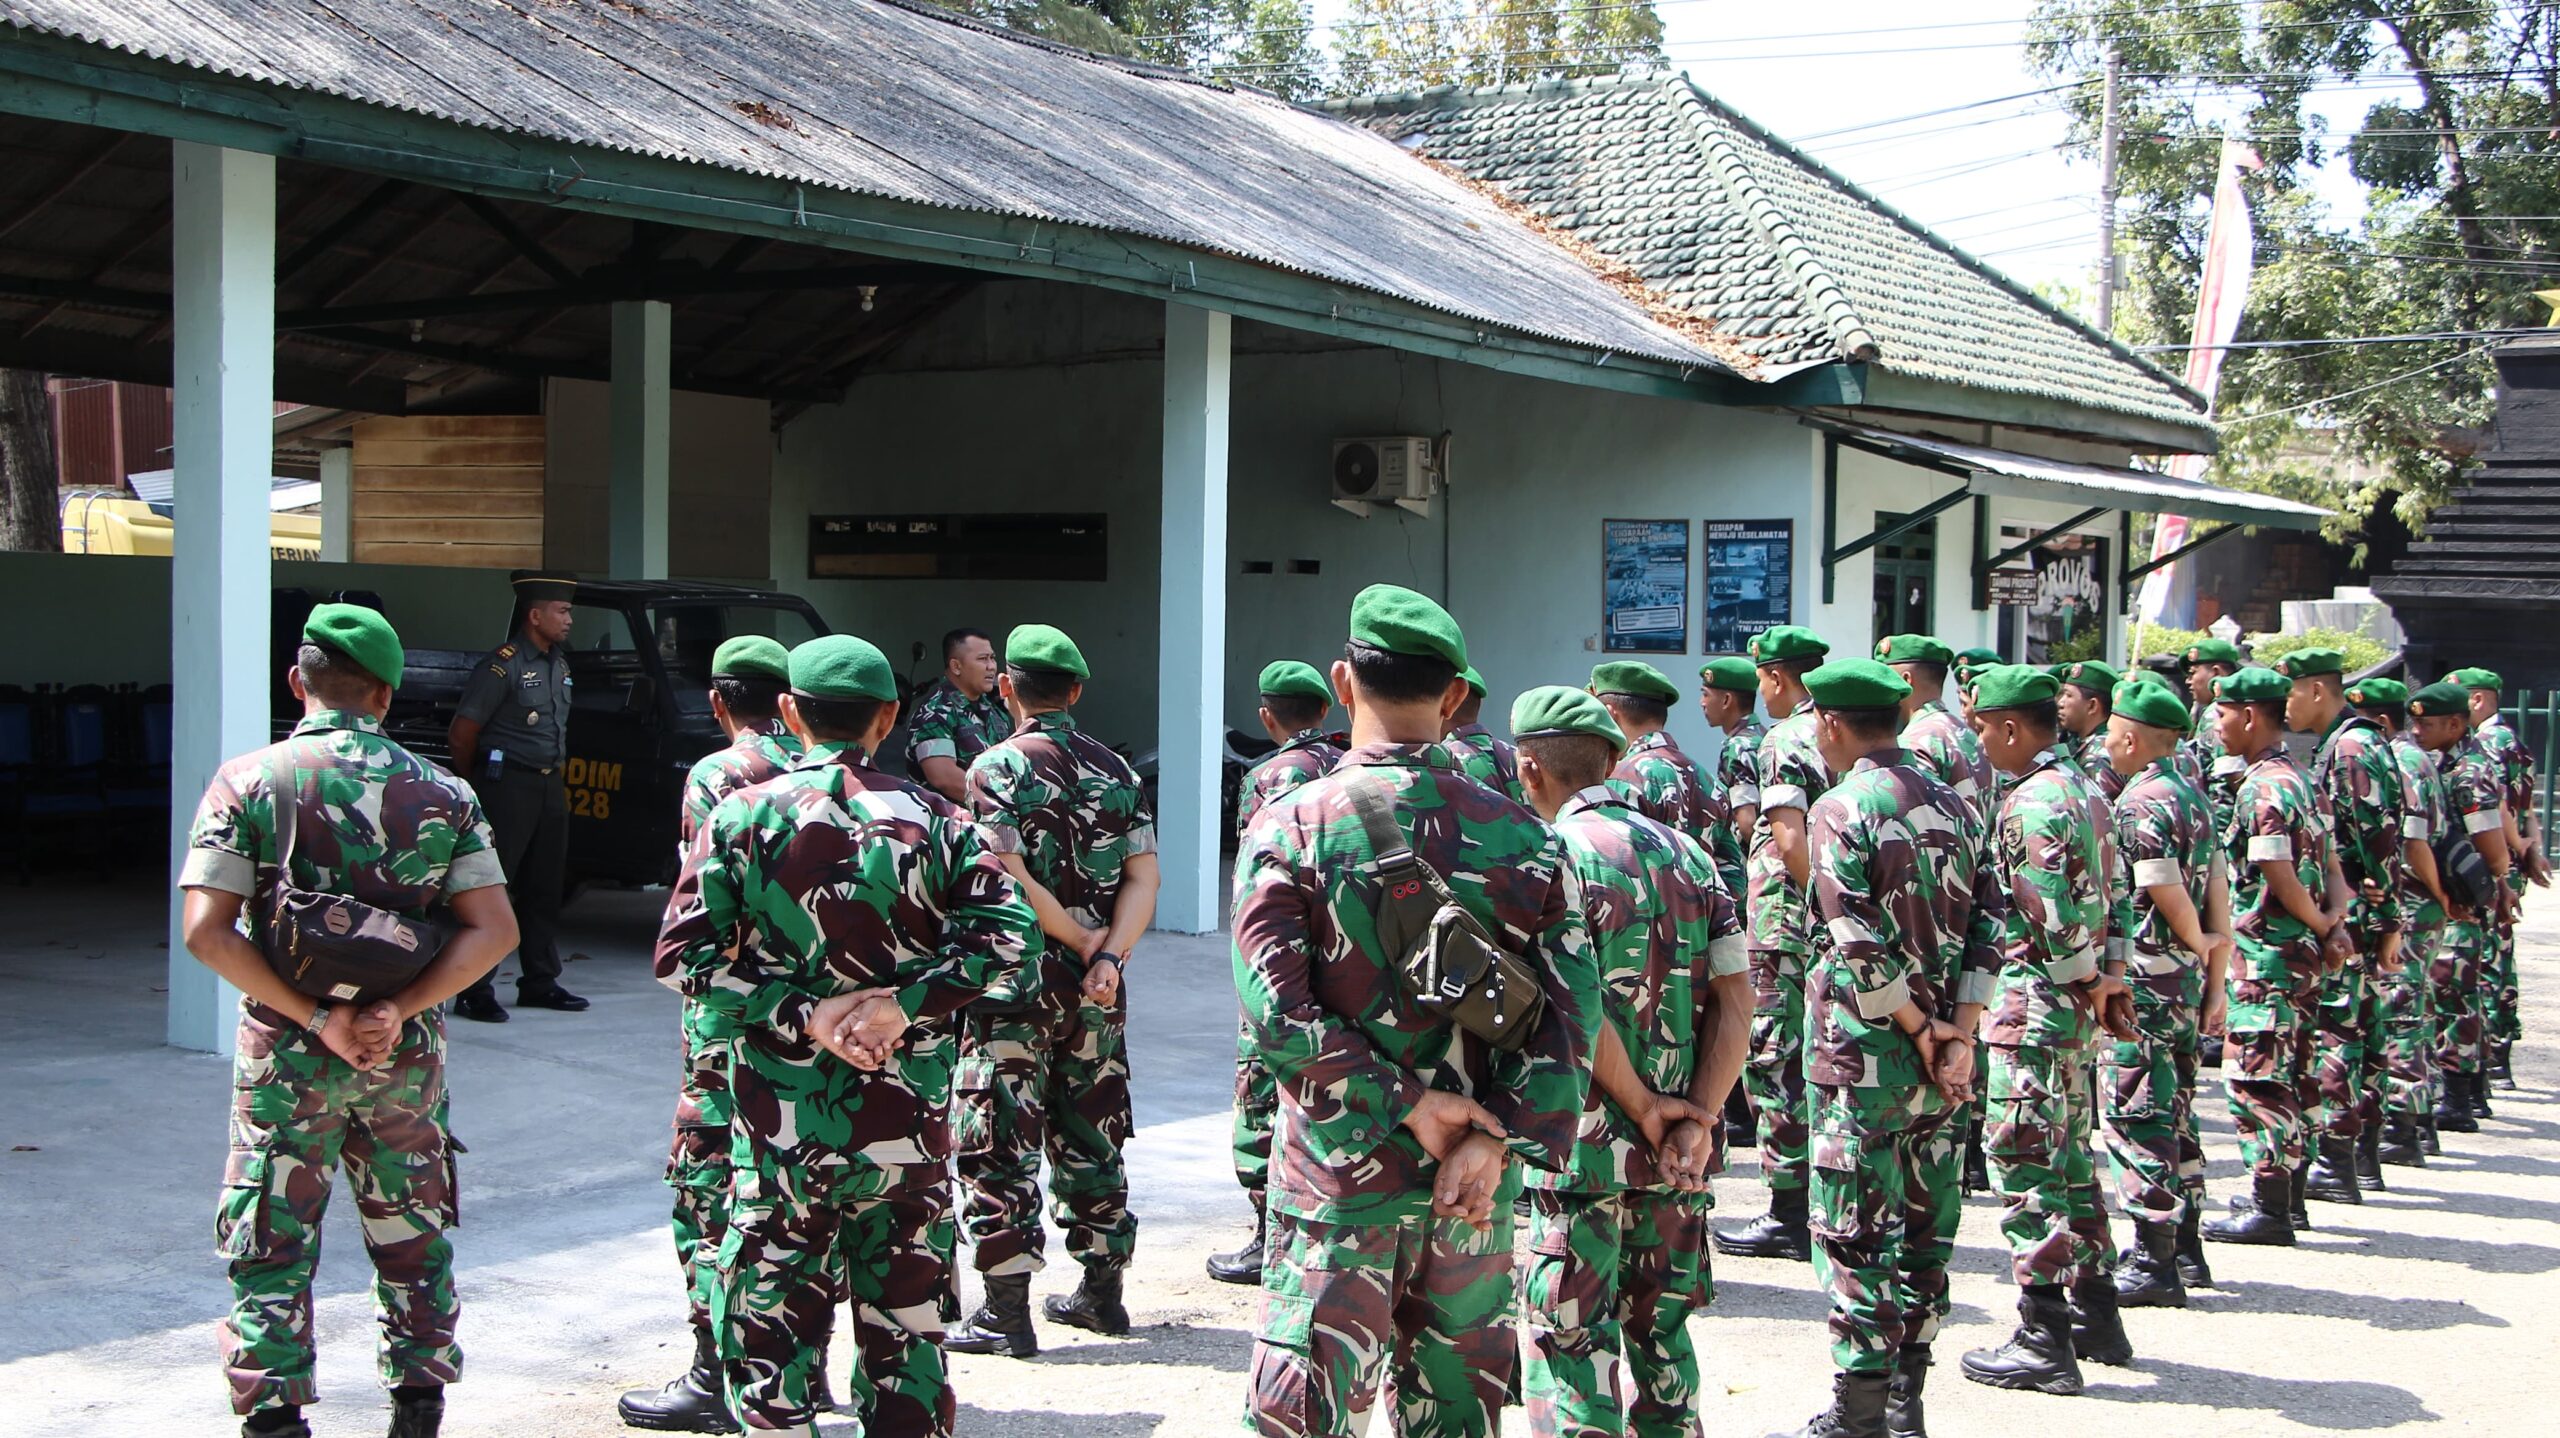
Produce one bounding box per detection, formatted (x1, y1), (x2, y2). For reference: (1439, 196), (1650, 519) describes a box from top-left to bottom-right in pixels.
(1342, 768), (1454, 962)
(264, 745), (303, 886)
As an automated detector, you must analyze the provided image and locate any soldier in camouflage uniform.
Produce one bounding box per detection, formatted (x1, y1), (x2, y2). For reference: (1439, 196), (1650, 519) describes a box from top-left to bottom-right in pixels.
(2202, 667), (2344, 1246)
(1237, 585), (1598, 1438)
(2275, 648), (2406, 1208)
(2456, 669), (2545, 1083)
(2050, 661), (2119, 794)
(1214, 660), (1346, 1287)
(2096, 678), (2229, 1310)
(624, 636), (813, 1433)
(1591, 660), (1729, 862)
(903, 627), (1009, 804)
(2413, 683), (2514, 1134)
(1773, 658), (2002, 1438)
(947, 625), (1162, 1357)
(1446, 665), (1525, 803)
(2351, 679), (2451, 1168)
(1699, 655), (1766, 906)
(1506, 687), (1748, 1438)
(1717, 625), (1832, 1262)
(1958, 666), (2135, 1397)
(2180, 639), (2246, 835)
(180, 605), (520, 1438)
(655, 634), (1037, 1436)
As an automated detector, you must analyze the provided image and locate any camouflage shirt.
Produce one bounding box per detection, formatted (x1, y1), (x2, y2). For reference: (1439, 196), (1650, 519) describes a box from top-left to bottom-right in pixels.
(2390, 734), (2448, 924)
(680, 719), (804, 848)
(1609, 730), (1714, 844)
(1536, 786), (1745, 1193)
(1899, 699), (1995, 822)
(1986, 748), (2110, 1049)
(2110, 757), (2218, 973)
(2224, 743), (2330, 976)
(1445, 722), (1524, 804)
(2313, 709), (2406, 927)
(902, 678), (1010, 777)
(2474, 714), (2538, 835)
(182, 711), (507, 988)
(1232, 743), (1600, 1226)
(2445, 734), (2507, 844)
(1238, 729), (1343, 844)
(1804, 750), (2005, 1094)
(1747, 709), (1831, 956)
(968, 711), (1156, 1002)
(1716, 715), (1768, 813)
(2185, 706), (2247, 833)
(653, 743), (1036, 1166)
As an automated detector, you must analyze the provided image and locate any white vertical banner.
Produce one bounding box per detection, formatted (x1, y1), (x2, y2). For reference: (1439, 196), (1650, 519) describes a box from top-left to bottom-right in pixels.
(2137, 137), (2263, 629)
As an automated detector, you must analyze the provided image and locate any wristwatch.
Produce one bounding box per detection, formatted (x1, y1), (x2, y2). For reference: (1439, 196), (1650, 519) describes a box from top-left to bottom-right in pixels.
(306, 1002), (335, 1033)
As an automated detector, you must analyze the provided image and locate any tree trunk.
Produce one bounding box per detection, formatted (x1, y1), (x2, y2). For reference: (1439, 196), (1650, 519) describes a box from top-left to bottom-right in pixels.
(0, 368), (60, 552)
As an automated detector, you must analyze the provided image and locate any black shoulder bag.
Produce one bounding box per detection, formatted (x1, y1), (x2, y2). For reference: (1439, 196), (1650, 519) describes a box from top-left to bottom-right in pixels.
(260, 751), (448, 1004)
(1342, 769), (1547, 1053)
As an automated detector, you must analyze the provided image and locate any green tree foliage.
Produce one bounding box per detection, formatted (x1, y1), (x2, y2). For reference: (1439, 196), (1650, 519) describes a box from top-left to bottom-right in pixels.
(2026, 2), (2556, 548)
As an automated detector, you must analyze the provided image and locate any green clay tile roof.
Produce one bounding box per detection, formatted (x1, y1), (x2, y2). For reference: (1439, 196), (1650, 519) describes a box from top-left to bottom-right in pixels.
(1331, 74), (2208, 436)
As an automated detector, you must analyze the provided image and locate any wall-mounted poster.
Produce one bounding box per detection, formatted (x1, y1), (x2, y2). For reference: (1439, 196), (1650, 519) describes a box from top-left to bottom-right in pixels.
(1603, 519), (1689, 654)
(1999, 525), (2109, 663)
(1703, 519), (1794, 654)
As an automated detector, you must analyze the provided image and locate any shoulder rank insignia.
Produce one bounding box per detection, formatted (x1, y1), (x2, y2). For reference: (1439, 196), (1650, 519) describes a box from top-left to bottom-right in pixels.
(496, 644), (517, 659)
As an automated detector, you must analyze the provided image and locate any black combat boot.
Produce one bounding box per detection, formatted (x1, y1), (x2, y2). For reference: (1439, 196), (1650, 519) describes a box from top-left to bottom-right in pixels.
(1885, 1346), (1930, 1438)
(2202, 1172), (2295, 1246)
(2376, 1113), (2426, 1168)
(1207, 1204), (1266, 1285)
(1713, 1183), (1812, 1260)
(2421, 1107), (2443, 1154)
(2435, 1073), (2480, 1134)
(2303, 1135), (2363, 1205)
(243, 1407), (311, 1438)
(1044, 1263), (1132, 1336)
(2288, 1161), (2314, 1229)
(1770, 1370), (1891, 1438)
(2490, 1040), (2514, 1088)
(2466, 1070), (2496, 1120)
(811, 1338), (835, 1413)
(387, 1385), (443, 1438)
(2174, 1206), (2216, 1287)
(945, 1274), (1039, 1358)
(2113, 1219), (2187, 1309)
(2069, 1271), (2134, 1366)
(1961, 1123), (1990, 1197)
(2355, 1122), (2386, 1190)
(1960, 1287), (2084, 1395)
(616, 1326), (738, 1433)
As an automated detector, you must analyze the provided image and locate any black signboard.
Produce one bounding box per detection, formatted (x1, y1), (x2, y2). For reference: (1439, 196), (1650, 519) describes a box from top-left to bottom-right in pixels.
(808, 513), (1108, 581)
(1703, 519), (1794, 654)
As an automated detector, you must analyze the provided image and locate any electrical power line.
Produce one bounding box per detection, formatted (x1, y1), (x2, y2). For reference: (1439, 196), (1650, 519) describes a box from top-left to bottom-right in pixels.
(2216, 348), (2486, 424)
(2132, 327), (2555, 352)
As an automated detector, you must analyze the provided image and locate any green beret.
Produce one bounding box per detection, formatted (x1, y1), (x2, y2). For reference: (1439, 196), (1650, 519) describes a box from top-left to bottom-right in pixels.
(2112, 677), (2190, 732)
(2409, 681), (2472, 718)
(788, 635), (897, 702)
(1698, 656), (1759, 694)
(1803, 658), (1911, 710)
(1005, 623), (1089, 679)
(303, 602), (403, 689)
(1510, 685), (1627, 755)
(1349, 584), (1468, 670)
(1460, 665), (1488, 699)
(1971, 664), (2061, 711)
(712, 635), (790, 683)
(1874, 634), (1954, 666)
(2183, 638), (2242, 666)
(2057, 660), (2122, 695)
(2445, 666), (2502, 692)
(1749, 625), (1829, 666)
(1956, 646), (2003, 667)
(509, 568), (577, 605)
(2127, 667), (2179, 691)
(1258, 660), (1333, 703)
(2215, 666), (2290, 704)
(2276, 647), (2345, 680)
(1589, 660), (1677, 703)
(2345, 676), (2407, 707)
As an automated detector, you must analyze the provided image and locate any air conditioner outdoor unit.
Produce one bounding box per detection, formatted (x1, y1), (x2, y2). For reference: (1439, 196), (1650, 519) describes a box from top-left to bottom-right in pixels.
(1331, 435), (1439, 517)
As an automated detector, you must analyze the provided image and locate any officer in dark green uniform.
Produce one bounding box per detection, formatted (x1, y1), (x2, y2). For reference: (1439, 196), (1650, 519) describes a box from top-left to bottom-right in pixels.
(448, 570), (586, 1022)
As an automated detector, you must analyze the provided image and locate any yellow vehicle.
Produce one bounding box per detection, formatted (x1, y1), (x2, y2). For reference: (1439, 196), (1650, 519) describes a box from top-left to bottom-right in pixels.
(60, 489), (322, 560)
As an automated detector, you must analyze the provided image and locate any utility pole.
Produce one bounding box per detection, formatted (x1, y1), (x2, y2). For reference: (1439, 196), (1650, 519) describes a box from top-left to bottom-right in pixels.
(2095, 44), (2123, 333)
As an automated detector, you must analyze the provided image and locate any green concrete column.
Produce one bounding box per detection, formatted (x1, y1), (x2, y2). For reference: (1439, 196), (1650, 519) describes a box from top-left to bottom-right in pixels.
(609, 298), (671, 579)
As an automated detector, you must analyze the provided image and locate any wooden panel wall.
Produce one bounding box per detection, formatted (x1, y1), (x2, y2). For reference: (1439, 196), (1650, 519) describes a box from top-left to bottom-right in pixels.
(350, 415), (545, 568)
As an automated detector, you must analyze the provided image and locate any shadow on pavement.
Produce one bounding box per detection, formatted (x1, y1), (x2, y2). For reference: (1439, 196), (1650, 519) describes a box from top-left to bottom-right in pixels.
(1022, 1322), (1254, 1372)
(2192, 1280), (2510, 1331)
(2082, 1357), (2436, 1428)
(954, 1404), (1167, 1436)
(2313, 1226), (2560, 1274)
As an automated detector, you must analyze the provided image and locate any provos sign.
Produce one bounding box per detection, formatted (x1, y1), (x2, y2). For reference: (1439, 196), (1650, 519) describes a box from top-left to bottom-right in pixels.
(565, 756), (621, 819)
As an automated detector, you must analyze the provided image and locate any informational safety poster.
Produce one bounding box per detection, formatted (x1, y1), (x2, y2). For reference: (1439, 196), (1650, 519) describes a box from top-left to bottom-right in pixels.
(1703, 519), (1794, 655)
(1602, 519), (1690, 654)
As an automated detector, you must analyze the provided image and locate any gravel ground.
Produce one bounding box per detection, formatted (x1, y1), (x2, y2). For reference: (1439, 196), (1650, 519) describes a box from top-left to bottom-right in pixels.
(3, 882), (2553, 1437)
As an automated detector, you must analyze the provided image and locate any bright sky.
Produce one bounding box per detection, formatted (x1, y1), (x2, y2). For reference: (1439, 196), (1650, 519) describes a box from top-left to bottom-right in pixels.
(1306, 1), (2422, 304)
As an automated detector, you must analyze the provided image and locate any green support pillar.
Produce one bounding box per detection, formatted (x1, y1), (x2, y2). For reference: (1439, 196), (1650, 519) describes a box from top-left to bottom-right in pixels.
(609, 298), (671, 579)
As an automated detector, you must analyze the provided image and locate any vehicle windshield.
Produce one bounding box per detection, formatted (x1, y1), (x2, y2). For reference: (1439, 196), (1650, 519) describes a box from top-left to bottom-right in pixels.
(650, 601), (829, 721)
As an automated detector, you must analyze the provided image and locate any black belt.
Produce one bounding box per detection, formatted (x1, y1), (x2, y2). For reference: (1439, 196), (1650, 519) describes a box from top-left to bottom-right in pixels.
(493, 763), (559, 778)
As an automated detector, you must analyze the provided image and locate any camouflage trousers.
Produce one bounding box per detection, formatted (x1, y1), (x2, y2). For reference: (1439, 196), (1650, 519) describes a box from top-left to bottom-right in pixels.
(2431, 917), (2489, 1076)
(1743, 949), (1810, 1192)
(2375, 930), (2439, 1118)
(956, 1000), (1135, 1276)
(1983, 1043), (2114, 1287)
(1806, 1086), (1960, 1377)
(714, 1151), (953, 1435)
(2312, 958), (2383, 1139)
(2225, 947), (2321, 1179)
(668, 1013), (846, 1341)
(2099, 974), (2203, 1226)
(1520, 1188), (1714, 1438)
(1233, 1018), (1275, 1204)
(1245, 1208), (1514, 1438)
(2486, 884), (2523, 1043)
(217, 1005), (460, 1417)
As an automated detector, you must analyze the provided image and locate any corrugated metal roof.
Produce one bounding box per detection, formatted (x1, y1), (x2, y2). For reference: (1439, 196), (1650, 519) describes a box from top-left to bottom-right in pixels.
(0, 0), (1732, 375)
(1815, 421), (2328, 531)
(1333, 76), (2211, 438)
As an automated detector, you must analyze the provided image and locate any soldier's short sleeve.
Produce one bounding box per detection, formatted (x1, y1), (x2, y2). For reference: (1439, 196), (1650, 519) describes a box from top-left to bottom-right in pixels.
(2007, 788), (2101, 984)
(440, 779), (507, 895)
(455, 652), (509, 725)
(1723, 739), (1761, 811)
(966, 749), (1030, 855)
(1119, 763), (1159, 857)
(1486, 848), (1599, 1175)
(2120, 796), (2183, 890)
(2245, 780), (2299, 862)
(1761, 734), (1816, 815)
(1809, 790), (1910, 1019)
(178, 760), (263, 896)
